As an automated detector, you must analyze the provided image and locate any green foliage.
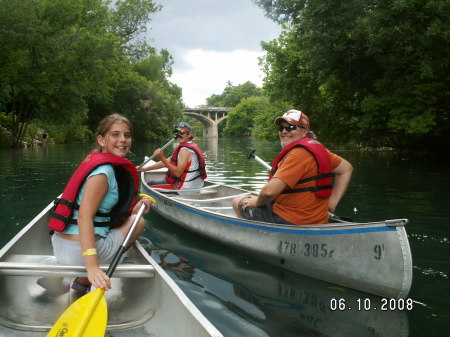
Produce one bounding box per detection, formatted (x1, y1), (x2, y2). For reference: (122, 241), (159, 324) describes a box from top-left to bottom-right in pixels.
(206, 81), (268, 137)
(253, 0), (307, 25)
(0, 0), (183, 147)
(0, 112), (13, 129)
(206, 81), (263, 107)
(223, 98), (258, 137)
(223, 96), (290, 140)
(112, 0), (161, 41)
(126, 51), (184, 140)
(253, 100), (291, 141)
(206, 81), (292, 140)
(255, 0), (450, 152)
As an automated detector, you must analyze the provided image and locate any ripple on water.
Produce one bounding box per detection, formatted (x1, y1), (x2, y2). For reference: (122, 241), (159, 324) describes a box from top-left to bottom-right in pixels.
(413, 266), (448, 279)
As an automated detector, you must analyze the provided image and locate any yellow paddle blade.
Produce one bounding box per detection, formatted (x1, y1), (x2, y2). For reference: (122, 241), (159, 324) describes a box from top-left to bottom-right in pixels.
(139, 193), (156, 203)
(47, 288), (107, 337)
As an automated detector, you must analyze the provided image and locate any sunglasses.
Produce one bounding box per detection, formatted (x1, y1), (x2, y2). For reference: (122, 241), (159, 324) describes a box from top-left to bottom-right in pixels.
(278, 124), (298, 132)
(174, 131), (187, 138)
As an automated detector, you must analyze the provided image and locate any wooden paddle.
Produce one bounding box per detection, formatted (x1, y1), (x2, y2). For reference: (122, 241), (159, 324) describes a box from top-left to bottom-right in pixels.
(46, 194), (155, 337)
(137, 137), (176, 170)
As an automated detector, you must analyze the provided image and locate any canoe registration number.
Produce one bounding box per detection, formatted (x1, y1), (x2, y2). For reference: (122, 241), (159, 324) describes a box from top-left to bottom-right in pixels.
(277, 241), (334, 258)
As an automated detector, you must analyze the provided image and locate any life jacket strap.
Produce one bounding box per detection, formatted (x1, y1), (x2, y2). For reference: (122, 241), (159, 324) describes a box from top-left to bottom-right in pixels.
(55, 197), (114, 218)
(282, 184), (334, 194)
(67, 210), (132, 227)
(51, 212), (70, 224)
(281, 172), (335, 195)
(54, 198), (75, 209)
(296, 172), (335, 184)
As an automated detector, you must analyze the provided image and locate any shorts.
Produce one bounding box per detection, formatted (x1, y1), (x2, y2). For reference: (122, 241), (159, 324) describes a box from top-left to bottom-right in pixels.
(51, 229), (124, 266)
(237, 197), (292, 224)
(147, 178), (168, 186)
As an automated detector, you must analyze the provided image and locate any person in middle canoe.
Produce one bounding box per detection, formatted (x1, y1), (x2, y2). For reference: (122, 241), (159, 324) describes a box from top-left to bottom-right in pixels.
(138, 122), (207, 190)
(232, 109), (353, 225)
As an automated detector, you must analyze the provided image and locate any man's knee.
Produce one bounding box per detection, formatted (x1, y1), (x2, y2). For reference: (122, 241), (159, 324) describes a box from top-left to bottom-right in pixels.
(232, 194), (247, 216)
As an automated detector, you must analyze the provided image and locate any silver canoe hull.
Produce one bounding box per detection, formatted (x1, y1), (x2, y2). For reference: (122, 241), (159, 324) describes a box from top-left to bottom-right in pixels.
(148, 221), (410, 337)
(141, 169), (412, 299)
(0, 201), (223, 337)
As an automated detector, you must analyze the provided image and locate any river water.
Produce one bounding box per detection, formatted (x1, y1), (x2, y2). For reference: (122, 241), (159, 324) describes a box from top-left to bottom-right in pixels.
(0, 139), (448, 337)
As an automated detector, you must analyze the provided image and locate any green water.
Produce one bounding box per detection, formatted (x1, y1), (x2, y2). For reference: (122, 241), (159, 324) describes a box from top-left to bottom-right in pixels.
(0, 140), (448, 336)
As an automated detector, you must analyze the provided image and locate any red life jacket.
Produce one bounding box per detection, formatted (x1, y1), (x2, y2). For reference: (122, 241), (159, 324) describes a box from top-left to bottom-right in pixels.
(165, 142), (207, 184)
(269, 138), (334, 198)
(48, 152), (139, 232)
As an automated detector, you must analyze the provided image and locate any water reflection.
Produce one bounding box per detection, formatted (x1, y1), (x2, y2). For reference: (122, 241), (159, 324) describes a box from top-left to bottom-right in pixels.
(142, 216), (409, 337)
(202, 138), (219, 162)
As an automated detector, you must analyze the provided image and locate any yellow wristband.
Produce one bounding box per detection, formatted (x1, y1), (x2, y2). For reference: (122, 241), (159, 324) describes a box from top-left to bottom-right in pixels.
(82, 248), (97, 256)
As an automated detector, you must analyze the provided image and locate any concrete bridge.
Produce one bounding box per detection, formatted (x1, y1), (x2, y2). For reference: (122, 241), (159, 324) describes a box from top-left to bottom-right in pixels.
(183, 107), (232, 138)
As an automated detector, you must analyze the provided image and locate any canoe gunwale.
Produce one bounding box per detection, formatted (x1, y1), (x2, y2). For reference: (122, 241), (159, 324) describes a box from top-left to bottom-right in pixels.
(141, 172), (409, 231)
(0, 261), (155, 278)
(160, 196), (409, 233)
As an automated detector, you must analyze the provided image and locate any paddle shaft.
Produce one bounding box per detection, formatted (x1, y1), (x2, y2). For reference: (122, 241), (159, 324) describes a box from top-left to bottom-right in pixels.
(106, 202), (147, 277)
(248, 150), (272, 170)
(137, 137), (176, 170)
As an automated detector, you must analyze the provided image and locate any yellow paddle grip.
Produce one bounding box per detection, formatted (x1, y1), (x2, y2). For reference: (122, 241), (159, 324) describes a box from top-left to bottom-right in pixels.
(139, 193), (156, 204)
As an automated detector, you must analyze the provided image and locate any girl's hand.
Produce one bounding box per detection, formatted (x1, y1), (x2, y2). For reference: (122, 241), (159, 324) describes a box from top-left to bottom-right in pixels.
(87, 265), (111, 290)
(132, 195), (155, 215)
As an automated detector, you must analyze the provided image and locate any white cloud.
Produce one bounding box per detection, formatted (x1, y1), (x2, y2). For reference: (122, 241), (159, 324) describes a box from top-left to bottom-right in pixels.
(170, 49), (266, 107)
(147, 0), (282, 107)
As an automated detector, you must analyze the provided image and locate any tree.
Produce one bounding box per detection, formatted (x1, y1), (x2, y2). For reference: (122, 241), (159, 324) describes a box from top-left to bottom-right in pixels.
(0, 0), (162, 146)
(223, 96), (289, 140)
(255, 0), (450, 151)
(87, 48), (183, 141)
(223, 97), (260, 137)
(125, 50), (183, 140)
(206, 81), (263, 107)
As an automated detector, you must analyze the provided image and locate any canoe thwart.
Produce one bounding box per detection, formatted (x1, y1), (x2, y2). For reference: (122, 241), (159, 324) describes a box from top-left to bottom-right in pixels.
(152, 184), (221, 196)
(172, 192), (251, 203)
(0, 254), (155, 278)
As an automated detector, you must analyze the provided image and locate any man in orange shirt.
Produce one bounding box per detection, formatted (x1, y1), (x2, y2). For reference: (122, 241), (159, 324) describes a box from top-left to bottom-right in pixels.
(232, 109), (353, 225)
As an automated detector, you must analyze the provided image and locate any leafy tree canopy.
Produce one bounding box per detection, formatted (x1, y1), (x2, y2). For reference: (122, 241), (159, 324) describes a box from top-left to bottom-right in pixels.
(255, 0), (450, 152)
(207, 81), (290, 140)
(206, 81), (263, 108)
(0, 0), (183, 146)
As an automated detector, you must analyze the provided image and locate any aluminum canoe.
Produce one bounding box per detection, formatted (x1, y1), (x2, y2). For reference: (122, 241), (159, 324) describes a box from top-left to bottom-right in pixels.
(147, 221), (410, 337)
(0, 200), (223, 337)
(141, 166), (412, 299)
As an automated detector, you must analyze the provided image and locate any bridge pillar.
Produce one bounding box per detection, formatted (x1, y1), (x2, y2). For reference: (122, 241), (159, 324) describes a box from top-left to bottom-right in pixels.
(183, 107), (231, 139)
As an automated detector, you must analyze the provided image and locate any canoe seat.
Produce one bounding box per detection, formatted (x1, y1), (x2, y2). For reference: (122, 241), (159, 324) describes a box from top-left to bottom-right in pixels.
(0, 254), (155, 278)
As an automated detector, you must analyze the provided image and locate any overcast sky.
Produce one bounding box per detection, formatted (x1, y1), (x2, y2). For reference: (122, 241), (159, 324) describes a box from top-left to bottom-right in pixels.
(146, 0), (282, 107)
